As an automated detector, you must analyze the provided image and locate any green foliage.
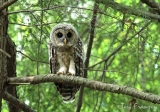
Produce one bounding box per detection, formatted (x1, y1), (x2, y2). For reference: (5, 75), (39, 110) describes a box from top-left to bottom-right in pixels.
(2, 0), (160, 111)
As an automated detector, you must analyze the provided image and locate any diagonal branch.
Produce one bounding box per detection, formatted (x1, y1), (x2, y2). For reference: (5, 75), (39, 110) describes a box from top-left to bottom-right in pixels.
(89, 21), (152, 68)
(6, 74), (160, 104)
(95, 0), (160, 21)
(0, 0), (18, 11)
(0, 48), (11, 58)
(2, 91), (35, 112)
(16, 50), (48, 64)
(140, 0), (160, 14)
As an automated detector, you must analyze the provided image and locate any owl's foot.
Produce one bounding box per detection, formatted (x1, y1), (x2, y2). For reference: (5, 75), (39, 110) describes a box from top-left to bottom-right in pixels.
(67, 69), (75, 76)
(57, 67), (67, 75)
(57, 71), (65, 75)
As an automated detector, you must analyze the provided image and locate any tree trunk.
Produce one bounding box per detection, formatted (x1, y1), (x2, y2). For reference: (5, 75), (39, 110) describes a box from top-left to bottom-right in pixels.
(0, 0), (18, 111)
(6, 35), (19, 112)
(0, 1), (8, 111)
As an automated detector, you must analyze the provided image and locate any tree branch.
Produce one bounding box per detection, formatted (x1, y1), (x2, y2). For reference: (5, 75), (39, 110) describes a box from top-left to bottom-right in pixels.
(77, 3), (99, 112)
(89, 21), (151, 68)
(2, 91), (35, 112)
(95, 0), (160, 21)
(0, 0), (18, 12)
(6, 74), (160, 104)
(0, 48), (11, 58)
(16, 50), (48, 64)
(140, 0), (160, 14)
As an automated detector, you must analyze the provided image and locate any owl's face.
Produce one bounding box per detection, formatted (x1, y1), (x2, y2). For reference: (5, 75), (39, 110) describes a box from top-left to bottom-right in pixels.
(50, 24), (78, 47)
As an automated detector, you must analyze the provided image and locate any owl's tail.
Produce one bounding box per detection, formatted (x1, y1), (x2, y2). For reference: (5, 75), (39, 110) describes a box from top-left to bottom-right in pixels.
(55, 83), (79, 103)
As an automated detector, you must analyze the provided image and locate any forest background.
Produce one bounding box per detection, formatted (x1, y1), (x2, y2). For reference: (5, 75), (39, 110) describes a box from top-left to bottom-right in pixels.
(1, 0), (160, 112)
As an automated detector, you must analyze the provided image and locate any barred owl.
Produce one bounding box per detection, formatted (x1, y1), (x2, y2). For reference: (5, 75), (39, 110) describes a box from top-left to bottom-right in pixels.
(49, 23), (84, 103)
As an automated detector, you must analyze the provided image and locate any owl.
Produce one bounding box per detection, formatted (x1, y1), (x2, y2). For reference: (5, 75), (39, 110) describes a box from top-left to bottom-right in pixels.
(49, 23), (84, 103)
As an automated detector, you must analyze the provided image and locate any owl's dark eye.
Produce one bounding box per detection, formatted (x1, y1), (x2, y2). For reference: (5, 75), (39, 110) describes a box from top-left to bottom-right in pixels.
(57, 32), (63, 38)
(67, 32), (72, 38)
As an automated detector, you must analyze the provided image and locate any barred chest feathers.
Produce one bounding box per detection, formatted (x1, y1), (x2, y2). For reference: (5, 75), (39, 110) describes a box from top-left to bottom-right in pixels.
(57, 48), (75, 74)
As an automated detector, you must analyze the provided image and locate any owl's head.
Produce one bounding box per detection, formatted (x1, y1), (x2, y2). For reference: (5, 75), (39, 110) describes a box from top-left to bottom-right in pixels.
(50, 23), (79, 48)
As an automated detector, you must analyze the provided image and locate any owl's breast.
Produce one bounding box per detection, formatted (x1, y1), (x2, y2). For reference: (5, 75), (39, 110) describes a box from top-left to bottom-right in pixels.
(62, 52), (71, 63)
(58, 51), (73, 70)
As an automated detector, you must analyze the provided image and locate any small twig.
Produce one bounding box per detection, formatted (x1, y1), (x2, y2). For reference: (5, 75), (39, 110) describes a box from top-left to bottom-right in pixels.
(47, 0), (52, 9)
(89, 21), (152, 68)
(16, 50), (48, 64)
(0, 49), (11, 58)
(89, 22), (133, 68)
(0, 0), (18, 11)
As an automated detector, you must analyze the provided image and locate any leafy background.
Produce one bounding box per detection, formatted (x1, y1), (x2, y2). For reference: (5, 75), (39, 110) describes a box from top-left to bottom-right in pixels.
(2, 0), (160, 111)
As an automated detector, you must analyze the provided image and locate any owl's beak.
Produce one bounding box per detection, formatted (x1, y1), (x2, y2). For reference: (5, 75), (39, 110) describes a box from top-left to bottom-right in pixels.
(64, 38), (67, 44)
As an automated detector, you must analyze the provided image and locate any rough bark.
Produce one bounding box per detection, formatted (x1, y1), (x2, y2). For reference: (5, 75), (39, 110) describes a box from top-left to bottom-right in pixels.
(140, 0), (160, 15)
(0, 0), (18, 11)
(7, 74), (160, 104)
(0, 0), (8, 110)
(5, 35), (19, 112)
(0, 0), (18, 111)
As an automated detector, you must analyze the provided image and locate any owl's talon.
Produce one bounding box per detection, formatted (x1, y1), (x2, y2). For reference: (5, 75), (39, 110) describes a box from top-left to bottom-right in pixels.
(68, 68), (75, 76)
(67, 72), (75, 76)
(57, 71), (65, 75)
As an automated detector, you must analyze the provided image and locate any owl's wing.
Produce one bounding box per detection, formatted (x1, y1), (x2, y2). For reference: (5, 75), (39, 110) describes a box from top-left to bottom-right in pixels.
(49, 42), (58, 74)
(74, 38), (84, 78)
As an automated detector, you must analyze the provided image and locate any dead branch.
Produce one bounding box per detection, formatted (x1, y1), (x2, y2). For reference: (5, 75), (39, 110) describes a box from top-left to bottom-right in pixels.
(6, 74), (160, 104)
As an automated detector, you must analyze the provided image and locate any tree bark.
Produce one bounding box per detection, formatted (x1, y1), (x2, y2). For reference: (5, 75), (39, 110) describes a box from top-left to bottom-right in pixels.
(7, 74), (160, 104)
(2, 91), (35, 112)
(0, 0), (18, 111)
(5, 35), (19, 112)
(0, 0), (8, 111)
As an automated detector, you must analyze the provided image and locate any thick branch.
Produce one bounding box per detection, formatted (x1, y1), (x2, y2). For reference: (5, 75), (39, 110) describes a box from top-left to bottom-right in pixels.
(6, 74), (160, 104)
(2, 91), (35, 112)
(0, 0), (18, 11)
(96, 0), (160, 21)
(141, 0), (160, 14)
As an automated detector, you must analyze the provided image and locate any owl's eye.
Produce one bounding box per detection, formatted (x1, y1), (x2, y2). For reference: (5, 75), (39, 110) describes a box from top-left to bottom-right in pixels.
(67, 32), (72, 38)
(57, 32), (63, 38)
